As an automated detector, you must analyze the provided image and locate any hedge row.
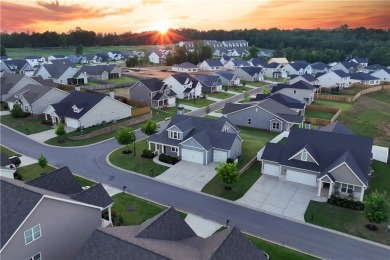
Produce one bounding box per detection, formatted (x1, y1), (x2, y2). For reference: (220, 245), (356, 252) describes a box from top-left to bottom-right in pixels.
(159, 154), (180, 165)
(327, 195), (364, 210)
(141, 149), (155, 159)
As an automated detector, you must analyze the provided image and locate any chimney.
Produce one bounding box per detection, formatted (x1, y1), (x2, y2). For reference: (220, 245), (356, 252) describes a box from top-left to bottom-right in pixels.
(177, 106), (184, 115)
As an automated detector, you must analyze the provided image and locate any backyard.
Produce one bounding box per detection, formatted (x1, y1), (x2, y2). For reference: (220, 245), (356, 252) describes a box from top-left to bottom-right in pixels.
(304, 160), (390, 246)
(305, 109), (335, 120)
(15, 163), (56, 182)
(108, 77), (138, 84)
(1, 115), (52, 135)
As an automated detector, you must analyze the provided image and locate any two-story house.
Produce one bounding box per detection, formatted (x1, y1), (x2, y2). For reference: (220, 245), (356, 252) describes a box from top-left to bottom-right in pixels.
(223, 59), (250, 70)
(148, 115), (242, 164)
(262, 62), (286, 79)
(307, 62), (330, 74)
(271, 80), (316, 104)
(234, 67), (263, 82)
(163, 73), (202, 99)
(330, 61), (359, 74)
(0, 73), (41, 101)
(213, 71), (240, 86)
(283, 61), (310, 77)
(316, 70), (351, 89)
(193, 74), (223, 93)
(33, 64), (78, 84)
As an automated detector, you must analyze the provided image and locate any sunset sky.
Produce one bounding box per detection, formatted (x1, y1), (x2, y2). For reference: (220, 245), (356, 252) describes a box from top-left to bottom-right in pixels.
(1, 0), (389, 33)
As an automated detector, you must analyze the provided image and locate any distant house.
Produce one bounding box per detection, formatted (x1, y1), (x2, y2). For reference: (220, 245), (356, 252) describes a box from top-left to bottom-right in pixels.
(349, 57), (368, 67)
(289, 74), (319, 85)
(307, 62), (330, 74)
(193, 74), (223, 93)
(67, 55), (87, 64)
(44, 91), (132, 128)
(96, 53), (110, 62)
(223, 59), (250, 70)
(76, 207), (267, 260)
(271, 80), (316, 104)
(24, 56), (45, 67)
(108, 51), (122, 61)
(76, 65), (121, 81)
(362, 64), (386, 74)
(330, 61), (359, 74)
(129, 78), (176, 108)
(262, 62), (285, 78)
(258, 50), (274, 58)
(349, 72), (380, 85)
(283, 61), (310, 76)
(148, 51), (161, 64)
(178, 41), (194, 48)
(250, 93), (306, 114)
(2, 59), (35, 76)
(222, 40), (248, 47)
(33, 64), (78, 84)
(213, 71), (240, 86)
(148, 115), (242, 164)
(259, 122), (373, 201)
(48, 55), (67, 62)
(198, 59), (224, 70)
(0, 73), (41, 101)
(49, 58), (76, 68)
(6, 84), (69, 115)
(234, 67), (263, 82)
(248, 58), (267, 67)
(163, 73), (202, 99)
(223, 99), (303, 132)
(171, 62), (198, 73)
(84, 54), (102, 64)
(267, 58), (289, 65)
(370, 68), (390, 82)
(220, 55), (234, 65)
(316, 70), (351, 88)
(212, 47), (229, 57)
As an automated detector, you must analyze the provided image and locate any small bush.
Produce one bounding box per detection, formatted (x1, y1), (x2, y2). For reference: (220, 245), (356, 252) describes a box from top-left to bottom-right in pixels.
(226, 158), (235, 164)
(141, 149), (155, 159)
(14, 172), (23, 180)
(159, 154), (180, 165)
(327, 195), (364, 211)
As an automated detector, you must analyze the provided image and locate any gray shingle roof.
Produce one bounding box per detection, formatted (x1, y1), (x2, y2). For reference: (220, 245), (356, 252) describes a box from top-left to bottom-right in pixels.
(193, 74), (221, 89)
(5, 84), (55, 104)
(39, 63), (75, 79)
(290, 74), (317, 83)
(251, 93), (305, 110)
(365, 64), (386, 71)
(139, 78), (167, 92)
(213, 71), (236, 81)
(3, 59), (32, 72)
(350, 72), (379, 81)
(31, 76), (56, 87)
(172, 62), (198, 69)
(50, 58), (76, 68)
(77, 65), (118, 76)
(317, 121), (356, 135)
(264, 62), (280, 69)
(332, 70), (351, 78)
(72, 183), (113, 209)
(249, 58), (267, 67)
(310, 62), (330, 70)
(260, 143), (285, 162)
(222, 103), (252, 114)
(27, 166), (83, 195)
(271, 80), (315, 93)
(237, 67), (262, 76)
(203, 59), (223, 67)
(231, 60), (250, 66)
(288, 61), (309, 71)
(0, 73), (25, 94)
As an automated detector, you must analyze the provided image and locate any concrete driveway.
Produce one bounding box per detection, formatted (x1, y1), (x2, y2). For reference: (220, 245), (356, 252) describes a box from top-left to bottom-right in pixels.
(155, 161), (217, 191)
(236, 175), (318, 222)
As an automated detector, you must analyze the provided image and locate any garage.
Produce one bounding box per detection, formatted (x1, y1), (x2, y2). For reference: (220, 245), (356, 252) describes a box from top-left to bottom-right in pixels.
(263, 163), (280, 176)
(181, 149), (204, 164)
(286, 170), (317, 187)
(65, 118), (80, 129)
(213, 150), (228, 162)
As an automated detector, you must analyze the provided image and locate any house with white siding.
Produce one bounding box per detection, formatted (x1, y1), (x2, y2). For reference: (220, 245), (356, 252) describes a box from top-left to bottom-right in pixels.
(289, 74), (319, 85)
(193, 74), (222, 93)
(283, 61), (310, 76)
(24, 56), (45, 68)
(1, 73), (41, 101)
(349, 72), (380, 85)
(307, 62), (330, 74)
(316, 70), (351, 88)
(198, 59), (224, 70)
(163, 73), (202, 99)
(262, 62), (286, 78)
(172, 62), (198, 73)
(223, 60), (250, 70)
(330, 61), (359, 74)
(234, 67), (263, 82)
(213, 71), (240, 86)
(271, 80), (316, 104)
(370, 68), (390, 82)
(33, 64), (78, 84)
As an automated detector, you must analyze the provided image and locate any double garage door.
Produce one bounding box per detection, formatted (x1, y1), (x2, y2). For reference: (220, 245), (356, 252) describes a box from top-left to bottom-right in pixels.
(286, 170), (317, 187)
(181, 149), (204, 164)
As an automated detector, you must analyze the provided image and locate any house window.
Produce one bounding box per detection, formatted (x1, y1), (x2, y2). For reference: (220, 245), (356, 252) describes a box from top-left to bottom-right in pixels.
(222, 125), (230, 132)
(24, 224), (41, 245)
(272, 122), (280, 130)
(169, 131), (180, 140)
(28, 252), (41, 260)
(171, 147), (178, 152)
(341, 183), (354, 194)
(248, 118), (252, 125)
(301, 150), (308, 161)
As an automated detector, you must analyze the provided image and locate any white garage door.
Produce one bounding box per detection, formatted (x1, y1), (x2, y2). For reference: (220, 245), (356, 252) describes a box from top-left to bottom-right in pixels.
(181, 149), (204, 164)
(65, 118), (80, 129)
(263, 163), (280, 176)
(286, 170), (317, 187)
(213, 150), (228, 162)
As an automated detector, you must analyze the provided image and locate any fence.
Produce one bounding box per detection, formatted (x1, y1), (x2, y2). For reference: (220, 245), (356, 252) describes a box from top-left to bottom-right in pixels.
(314, 93), (353, 102)
(81, 82), (136, 90)
(68, 112), (152, 140)
(304, 105), (341, 126)
(351, 84), (390, 102)
(132, 107), (152, 117)
(239, 157), (258, 175)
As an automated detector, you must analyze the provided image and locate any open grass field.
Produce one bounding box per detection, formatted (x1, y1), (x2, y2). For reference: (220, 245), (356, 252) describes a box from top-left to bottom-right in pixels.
(305, 160), (390, 246)
(1, 115), (52, 135)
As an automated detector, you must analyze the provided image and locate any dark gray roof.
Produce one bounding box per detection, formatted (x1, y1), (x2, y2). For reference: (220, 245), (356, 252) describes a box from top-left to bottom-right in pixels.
(251, 93), (305, 110)
(249, 58), (267, 67)
(39, 63), (74, 79)
(261, 143), (285, 162)
(50, 58), (76, 68)
(6, 84), (55, 104)
(0, 73), (25, 94)
(203, 59), (223, 67)
(290, 74), (317, 83)
(170, 73), (198, 85)
(72, 183), (113, 209)
(139, 78), (167, 92)
(27, 166), (83, 195)
(24, 56), (43, 59)
(339, 61), (358, 69)
(271, 80), (314, 93)
(3, 59), (32, 72)
(77, 65), (118, 76)
(51, 55), (66, 58)
(51, 91), (106, 119)
(349, 57), (368, 64)
(194, 74), (221, 89)
(222, 103), (252, 114)
(0, 153), (12, 167)
(0, 179), (43, 248)
(317, 121), (356, 135)
(221, 56), (233, 61)
(237, 67), (262, 76)
(264, 62), (280, 69)
(230, 60), (250, 66)
(30, 76), (56, 87)
(310, 62), (330, 70)
(365, 64), (386, 71)
(288, 61), (309, 71)
(0, 56), (10, 60)
(350, 72), (379, 81)
(213, 71), (236, 81)
(250, 94), (270, 102)
(172, 62), (198, 69)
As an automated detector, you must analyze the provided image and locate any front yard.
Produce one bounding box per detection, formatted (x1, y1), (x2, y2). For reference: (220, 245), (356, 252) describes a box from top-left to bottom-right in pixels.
(247, 81), (269, 87)
(0, 145), (21, 157)
(207, 92), (235, 99)
(1, 115), (52, 135)
(304, 160), (390, 246)
(179, 98), (215, 108)
(227, 85), (254, 93)
(15, 163), (56, 182)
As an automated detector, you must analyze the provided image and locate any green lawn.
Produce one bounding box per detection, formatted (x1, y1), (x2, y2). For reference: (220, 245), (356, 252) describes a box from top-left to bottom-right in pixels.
(0, 145), (21, 157)
(227, 86), (254, 93)
(108, 77), (138, 84)
(109, 140), (169, 177)
(179, 98), (215, 108)
(305, 110), (335, 120)
(207, 92), (235, 99)
(16, 163), (56, 182)
(237, 127), (277, 170)
(151, 107), (182, 122)
(85, 81), (100, 86)
(311, 100), (353, 111)
(305, 161), (390, 246)
(264, 77), (287, 83)
(1, 115), (52, 135)
(247, 81), (269, 87)
(214, 108), (224, 114)
(74, 175), (97, 187)
(202, 162), (261, 201)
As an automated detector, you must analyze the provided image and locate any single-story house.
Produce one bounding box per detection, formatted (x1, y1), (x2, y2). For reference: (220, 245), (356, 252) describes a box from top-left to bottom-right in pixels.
(0, 73), (41, 101)
(223, 99), (303, 132)
(222, 40), (248, 47)
(163, 73), (202, 99)
(349, 72), (380, 85)
(172, 62), (198, 73)
(193, 74), (223, 93)
(248, 58), (267, 68)
(148, 115), (242, 165)
(220, 56), (234, 65)
(259, 122), (373, 201)
(224, 59), (250, 70)
(213, 71), (240, 86)
(283, 61), (310, 76)
(148, 51), (162, 64)
(271, 80), (316, 104)
(330, 61), (359, 74)
(198, 59), (224, 70)
(48, 55), (67, 62)
(307, 62), (330, 74)
(289, 74), (319, 85)
(234, 67), (263, 82)
(24, 56), (45, 67)
(2, 59), (35, 76)
(129, 78), (176, 108)
(33, 64), (78, 84)
(76, 64), (121, 82)
(250, 93), (306, 114)
(44, 91), (132, 129)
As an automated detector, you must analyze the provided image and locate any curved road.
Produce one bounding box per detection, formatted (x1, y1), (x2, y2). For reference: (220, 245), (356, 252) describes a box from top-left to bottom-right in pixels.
(1, 91), (390, 259)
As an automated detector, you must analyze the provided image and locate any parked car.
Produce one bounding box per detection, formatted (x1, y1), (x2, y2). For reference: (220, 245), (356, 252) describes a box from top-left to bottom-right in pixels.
(8, 156), (21, 167)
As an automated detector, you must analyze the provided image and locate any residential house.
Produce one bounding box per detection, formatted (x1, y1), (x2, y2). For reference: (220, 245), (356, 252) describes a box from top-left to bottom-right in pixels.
(84, 54), (102, 64)
(316, 70), (351, 88)
(234, 67), (263, 82)
(0, 56), (12, 61)
(129, 78), (176, 108)
(96, 53), (110, 62)
(0, 73), (41, 101)
(0, 153), (16, 179)
(267, 58), (289, 65)
(220, 55), (234, 65)
(108, 51), (122, 61)
(212, 47), (229, 57)
(178, 41), (194, 48)
(349, 57), (368, 67)
(6, 84), (69, 115)
(0, 177), (107, 260)
(67, 55), (87, 64)
(48, 58), (76, 68)
(223, 99), (303, 132)
(262, 62), (285, 79)
(330, 61), (359, 74)
(222, 40), (249, 47)
(76, 207), (267, 260)
(349, 72), (380, 85)
(250, 93), (306, 114)
(0, 61), (12, 75)
(172, 62), (199, 73)
(44, 91), (132, 128)
(224, 59), (250, 70)
(283, 61), (310, 77)
(24, 56), (45, 68)
(76, 65), (121, 82)
(47, 55), (66, 62)
(370, 68), (390, 82)
(203, 40), (224, 48)
(198, 59), (224, 70)
(248, 58), (267, 68)
(193, 74), (223, 93)
(258, 50), (274, 58)
(33, 64), (78, 84)
(362, 64), (386, 74)
(213, 71), (240, 86)
(148, 51), (162, 64)
(163, 73), (202, 99)
(2, 59), (35, 76)
(148, 115), (242, 164)
(231, 48), (249, 57)
(259, 122), (373, 201)
(271, 80), (316, 104)
(307, 62), (330, 74)
(31, 76), (56, 88)
(289, 74), (319, 85)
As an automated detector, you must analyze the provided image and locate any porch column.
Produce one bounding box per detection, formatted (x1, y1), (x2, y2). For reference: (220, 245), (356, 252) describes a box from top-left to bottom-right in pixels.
(161, 145), (164, 153)
(108, 206), (112, 224)
(148, 141), (151, 150)
(317, 181), (322, 196)
(177, 148), (180, 157)
(328, 183), (333, 197)
(360, 188), (365, 202)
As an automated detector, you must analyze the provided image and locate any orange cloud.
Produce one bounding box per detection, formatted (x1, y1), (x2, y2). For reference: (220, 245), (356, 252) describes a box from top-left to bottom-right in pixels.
(142, 0), (163, 5)
(1, 1), (135, 32)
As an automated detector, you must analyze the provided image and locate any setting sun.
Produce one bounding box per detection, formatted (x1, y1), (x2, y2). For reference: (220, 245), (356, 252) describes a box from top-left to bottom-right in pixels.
(157, 21), (169, 34)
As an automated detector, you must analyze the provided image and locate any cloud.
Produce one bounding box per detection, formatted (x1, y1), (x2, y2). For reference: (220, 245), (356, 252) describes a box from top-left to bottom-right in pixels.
(142, 0), (163, 5)
(1, 1), (135, 32)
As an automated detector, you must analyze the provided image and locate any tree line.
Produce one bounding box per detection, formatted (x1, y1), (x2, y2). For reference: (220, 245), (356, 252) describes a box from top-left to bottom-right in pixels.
(1, 25), (389, 65)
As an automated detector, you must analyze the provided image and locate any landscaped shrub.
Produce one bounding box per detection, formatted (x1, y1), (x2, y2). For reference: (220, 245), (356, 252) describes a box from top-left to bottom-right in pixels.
(327, 194), (364, 211)
(159, 154), (180, 165)
(13, 172), (23, 180)
(141, 149), (155, 159)
(226, 158), (235, 164)
(102, 210), (124, 226)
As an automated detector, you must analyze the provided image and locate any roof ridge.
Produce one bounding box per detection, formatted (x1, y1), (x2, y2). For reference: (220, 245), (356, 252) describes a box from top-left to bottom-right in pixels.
(208, 227), (236, 257)
(26, 166), (70, 183)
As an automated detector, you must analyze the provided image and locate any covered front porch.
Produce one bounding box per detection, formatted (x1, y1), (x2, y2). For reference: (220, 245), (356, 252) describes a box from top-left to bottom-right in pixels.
(148, 141), (180, 157)
(152, 98), (169, 108)
(317, 177), (365, 201)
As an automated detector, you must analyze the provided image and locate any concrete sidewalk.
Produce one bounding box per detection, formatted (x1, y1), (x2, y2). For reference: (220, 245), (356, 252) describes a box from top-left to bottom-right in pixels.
(28, 126), (75, 143)
(179, 104), (199, 111)
(185, 214), (223, 238)
(206, 96), (222, 102)
(0, 111), (10, 116)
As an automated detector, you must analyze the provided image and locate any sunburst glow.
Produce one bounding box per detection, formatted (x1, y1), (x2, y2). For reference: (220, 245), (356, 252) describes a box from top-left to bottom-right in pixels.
(156, 21), (169, 34)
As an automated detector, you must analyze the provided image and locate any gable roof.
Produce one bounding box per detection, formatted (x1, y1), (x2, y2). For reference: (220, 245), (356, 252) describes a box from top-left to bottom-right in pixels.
(264, 62), (280, 69)
(77, 64), (118, 76)
(50, 58), (76, 68)
(261, 143), (285, 162)
(237, 67), (262, 76)
(38, 63), (75, 78)
(248, 58), (267, 67)
(138, 78), (167, 92)
(339, 61), (358, 69)
(0, 73), (26, 94)
(203, 59), (223, 67)
(365, 64), (386, 71)
(71, 183), (113, 209)
(193, 74), (221, 88)
(332, 70), (350, 78)
(3, 59), (32, 71)
(170, 73), (198, 85)
(230, 60), (250, 67)
(317, 121), (356, 135)
(172, 62), (198, 69)
(6, 84), (56, 104)
(271, 80), (315, 93)
(290, 74), (318, 83)
(213, 71), (236, 81)
(310, 62), (330, 70)
(50, 91), (106, 119)
(31, 76), (56, 87)
(350, 72), (379, 81)
(288, 61), (309, 71)
(267, 93), (305, 109)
